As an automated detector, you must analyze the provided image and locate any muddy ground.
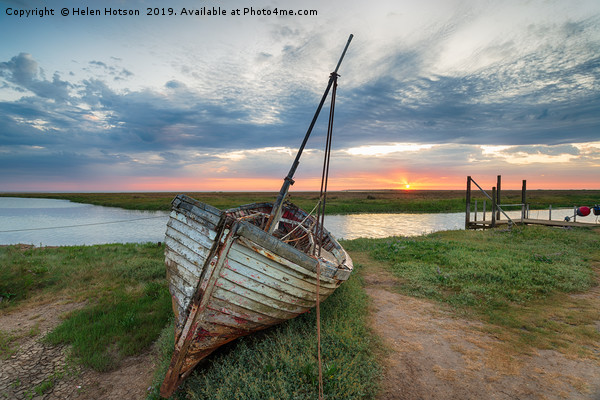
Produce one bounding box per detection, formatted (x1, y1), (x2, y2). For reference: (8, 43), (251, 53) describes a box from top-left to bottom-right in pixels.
(0, 302), (155, 400)
(2, 270), (599, 399)
(364, 268), (600, 400)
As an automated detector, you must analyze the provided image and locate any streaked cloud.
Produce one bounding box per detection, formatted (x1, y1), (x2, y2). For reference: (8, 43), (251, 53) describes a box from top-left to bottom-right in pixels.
(0, 0), (599, 190)
(346, 143), (435, 156)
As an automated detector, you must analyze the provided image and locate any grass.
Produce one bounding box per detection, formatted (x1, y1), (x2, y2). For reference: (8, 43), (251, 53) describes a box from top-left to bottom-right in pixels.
(0, 329), (19, 360)
(3, 223), (599, 398)
(148, 263), (381, 400)
(343, 225), (600, 356)
(45, 282), (171, 371)
(2, 241), (381, 399)
(0, 243), (165, 308)
(3, 189), (599, 214)
(0, 243), (172, 371)
(0, 324), (42, 361)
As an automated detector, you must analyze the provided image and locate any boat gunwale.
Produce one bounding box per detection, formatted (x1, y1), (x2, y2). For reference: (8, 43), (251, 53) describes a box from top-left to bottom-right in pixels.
(171, 194), (353, 280)
(235, 220), (352, 281)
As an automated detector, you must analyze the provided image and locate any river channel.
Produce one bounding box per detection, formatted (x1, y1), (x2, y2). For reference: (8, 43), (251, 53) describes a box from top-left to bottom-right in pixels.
(0, 197), (588, 246)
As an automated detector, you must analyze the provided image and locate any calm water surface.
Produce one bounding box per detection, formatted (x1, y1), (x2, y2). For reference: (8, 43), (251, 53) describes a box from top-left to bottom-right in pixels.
(0, 197), (170, 246)
(0, 197), (593, 246)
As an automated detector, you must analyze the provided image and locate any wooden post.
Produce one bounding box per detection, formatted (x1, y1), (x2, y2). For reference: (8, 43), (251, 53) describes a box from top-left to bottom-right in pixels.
(573, 206), (577, 222)
(491, 186), (497, 228)
(496, 175), (501, 220)
(465, 176), (471, 229)
(474, 199), (478, 222)
(521, 180), (527, 222)
(549, 205), (552, 220)
(483, 199), (487, 222)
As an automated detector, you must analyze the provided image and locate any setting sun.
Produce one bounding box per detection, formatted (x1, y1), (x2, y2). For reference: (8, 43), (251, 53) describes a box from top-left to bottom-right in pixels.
(405, 184), (411, 189)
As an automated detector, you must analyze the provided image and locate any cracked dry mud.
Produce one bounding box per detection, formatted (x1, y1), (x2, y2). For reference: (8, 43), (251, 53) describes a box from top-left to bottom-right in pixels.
(0, 302), (155, 400)
(364, 270), (600, 400)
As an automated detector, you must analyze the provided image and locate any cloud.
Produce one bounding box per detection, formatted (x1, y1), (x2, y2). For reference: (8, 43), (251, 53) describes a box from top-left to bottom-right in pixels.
(1, 1), (599, 190)
(89, 60), (108, 68)
(0, 52), (319, 168)
(87, 59), (134, 81)
(0, 53), (71, 102)
(0, 52), (38, 84)
(165, 80), (185, 89)
(336, 39), (600, 147)
(328, 9), (600, 148)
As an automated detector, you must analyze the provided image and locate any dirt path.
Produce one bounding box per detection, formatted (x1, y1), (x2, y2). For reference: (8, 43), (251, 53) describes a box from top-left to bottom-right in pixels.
(0, 302), (156, 400)
(364, 269), (600, 400)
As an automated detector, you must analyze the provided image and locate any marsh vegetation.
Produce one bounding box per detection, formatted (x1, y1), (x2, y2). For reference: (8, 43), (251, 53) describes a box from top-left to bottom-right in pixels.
(1, 223), (598, 399)
(3, 189), (599, 214)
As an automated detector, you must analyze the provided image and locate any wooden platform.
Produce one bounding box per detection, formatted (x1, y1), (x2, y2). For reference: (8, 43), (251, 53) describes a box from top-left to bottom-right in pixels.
(468, 218), (599, 229)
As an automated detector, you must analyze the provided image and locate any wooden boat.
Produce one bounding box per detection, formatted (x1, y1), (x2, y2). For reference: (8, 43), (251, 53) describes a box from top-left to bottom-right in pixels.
(160, 35), (354, 398)
(159, 195), (353, 396)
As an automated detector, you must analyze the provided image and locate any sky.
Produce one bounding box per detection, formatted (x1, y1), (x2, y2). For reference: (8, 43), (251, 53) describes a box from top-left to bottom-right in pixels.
(0, 0), (599, 192)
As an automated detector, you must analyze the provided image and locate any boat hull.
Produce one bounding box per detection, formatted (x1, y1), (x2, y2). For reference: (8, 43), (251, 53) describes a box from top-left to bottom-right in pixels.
(160, 194), (352, 397)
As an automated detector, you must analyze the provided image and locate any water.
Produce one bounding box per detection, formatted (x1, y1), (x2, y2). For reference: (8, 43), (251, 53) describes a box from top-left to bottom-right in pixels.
(324, 212), (466, 239)
(0, 197), (170, 246)
(326, 207), (598, 239)
(0, 197), (596, 246)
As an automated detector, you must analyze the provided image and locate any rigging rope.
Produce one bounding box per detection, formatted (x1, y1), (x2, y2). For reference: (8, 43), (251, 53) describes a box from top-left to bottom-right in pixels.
(280, 200), (321, 241)
(314, 71), (338, 400)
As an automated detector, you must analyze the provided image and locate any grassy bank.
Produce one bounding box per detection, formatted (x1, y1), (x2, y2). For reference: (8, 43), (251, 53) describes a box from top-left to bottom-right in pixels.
(1, 243), (381, 400)
(2, 224), (599, 399)
(344, 225), (600, 357)
(0, 243), (171, 371)
(3, 189), (599, 214)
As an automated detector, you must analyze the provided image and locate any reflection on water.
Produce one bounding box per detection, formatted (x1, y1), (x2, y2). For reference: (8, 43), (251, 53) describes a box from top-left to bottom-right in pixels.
(0, 197), (169, 246)
(1, 197), (597, 246)
(324, 212), (466, 240)
(325, 207), (599, 240)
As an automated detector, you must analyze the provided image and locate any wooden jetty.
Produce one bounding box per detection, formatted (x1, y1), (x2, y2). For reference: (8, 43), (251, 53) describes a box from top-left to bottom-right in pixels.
(468, 218), (594, 229)
(465, 176), (599, 230)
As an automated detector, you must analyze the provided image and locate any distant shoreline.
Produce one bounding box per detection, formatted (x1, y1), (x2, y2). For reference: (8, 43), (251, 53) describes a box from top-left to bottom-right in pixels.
(2, 190), (599, 215)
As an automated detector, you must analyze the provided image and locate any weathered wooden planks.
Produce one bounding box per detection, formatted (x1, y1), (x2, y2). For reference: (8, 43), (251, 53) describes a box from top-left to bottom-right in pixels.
(160, 194), (354, 398)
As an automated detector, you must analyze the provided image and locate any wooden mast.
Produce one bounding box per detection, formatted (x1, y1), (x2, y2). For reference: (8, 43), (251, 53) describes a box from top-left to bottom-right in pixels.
(264, 34), (353, 234)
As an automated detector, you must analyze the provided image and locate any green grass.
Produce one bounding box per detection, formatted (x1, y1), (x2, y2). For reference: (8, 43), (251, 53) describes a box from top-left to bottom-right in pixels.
(345, 226), (598, 308)
(2, 241), (381, 398)
(3, 189), (599, 214)
(0, 243), (172, 371)
(344, 225), (600, 355)
(148, 317), (176, 399)
(148, 263), (381, 400)
(4, 223), (599, 398)
(0, 243), (166, 308)
(45, 282), (171, 371)
(0, 329), (19, 360)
